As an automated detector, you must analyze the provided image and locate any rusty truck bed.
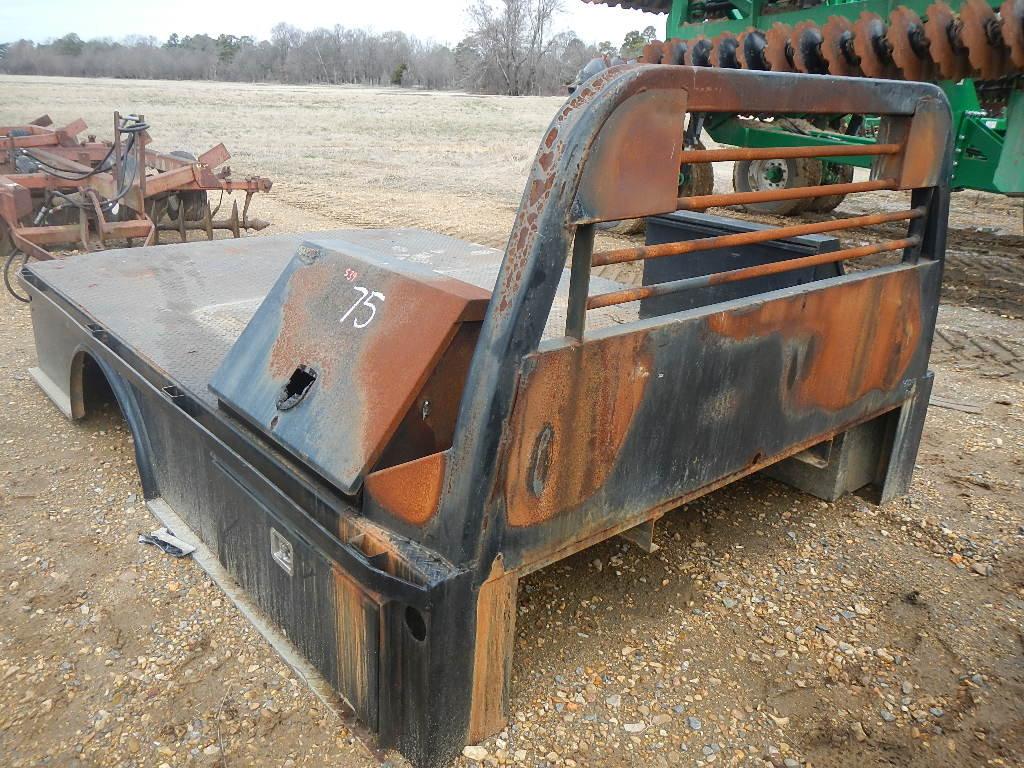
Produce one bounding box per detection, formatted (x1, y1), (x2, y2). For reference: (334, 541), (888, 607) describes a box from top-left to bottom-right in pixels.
(22, 65), (951, 768)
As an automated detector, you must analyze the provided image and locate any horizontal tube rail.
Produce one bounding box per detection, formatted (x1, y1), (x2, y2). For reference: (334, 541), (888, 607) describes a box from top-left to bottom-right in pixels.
(679, 143), (902, 164)
(591, 208), (925, 267)
(586, 236), (921, 310)
(14, 219), (154, 246)
(676, 178), (899, 211)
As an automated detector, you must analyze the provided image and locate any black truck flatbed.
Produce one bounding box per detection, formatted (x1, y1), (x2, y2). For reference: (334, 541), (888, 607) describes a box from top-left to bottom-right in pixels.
(22, 65), (951, 768)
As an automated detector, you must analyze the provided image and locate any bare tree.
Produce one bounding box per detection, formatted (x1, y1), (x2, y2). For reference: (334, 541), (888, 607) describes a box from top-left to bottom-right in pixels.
(463, 0), (565, 95)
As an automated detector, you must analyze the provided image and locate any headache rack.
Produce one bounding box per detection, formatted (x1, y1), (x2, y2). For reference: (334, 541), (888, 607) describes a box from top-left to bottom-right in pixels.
(21, 65), (950, 768)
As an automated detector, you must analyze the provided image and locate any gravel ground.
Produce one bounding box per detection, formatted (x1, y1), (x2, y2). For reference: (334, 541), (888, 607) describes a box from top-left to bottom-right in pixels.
(0, 76), (1022, 768)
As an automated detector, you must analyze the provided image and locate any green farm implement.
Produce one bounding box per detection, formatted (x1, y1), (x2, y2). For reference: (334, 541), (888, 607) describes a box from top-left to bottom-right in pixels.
(586, 0), (1022, 213)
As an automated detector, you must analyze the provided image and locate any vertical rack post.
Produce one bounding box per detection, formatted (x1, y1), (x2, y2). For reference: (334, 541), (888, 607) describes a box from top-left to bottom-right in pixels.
(565, 223), (595, 341)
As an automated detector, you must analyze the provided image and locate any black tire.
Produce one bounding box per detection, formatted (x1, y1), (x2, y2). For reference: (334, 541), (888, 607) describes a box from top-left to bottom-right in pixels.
(680, 142), (714, 197)
(731, 156), (822, 215)
(808, 161), (854, 212)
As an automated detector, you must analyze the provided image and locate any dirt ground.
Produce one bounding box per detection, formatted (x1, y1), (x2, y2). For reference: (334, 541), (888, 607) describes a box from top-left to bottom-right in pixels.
(0, 75), (1022, 768)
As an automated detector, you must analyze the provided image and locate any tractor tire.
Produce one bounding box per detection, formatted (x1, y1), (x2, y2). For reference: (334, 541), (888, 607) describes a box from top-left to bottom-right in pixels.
(807, 161), (854, 212)
(732, 156), (822, 215)
(778, 119), (855, 213)
(680, 146), (714, 198)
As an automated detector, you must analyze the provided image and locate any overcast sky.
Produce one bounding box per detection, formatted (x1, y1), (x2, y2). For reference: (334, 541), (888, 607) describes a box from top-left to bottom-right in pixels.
(1, 0), (662, 47)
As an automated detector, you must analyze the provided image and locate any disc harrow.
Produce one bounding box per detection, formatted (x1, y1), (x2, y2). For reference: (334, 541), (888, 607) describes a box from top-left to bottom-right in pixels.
(637, 0), (1024, 83)
(1, 112), (272, 268)
(960, 0), (1009, 78)
(585, 0), (1022, 203)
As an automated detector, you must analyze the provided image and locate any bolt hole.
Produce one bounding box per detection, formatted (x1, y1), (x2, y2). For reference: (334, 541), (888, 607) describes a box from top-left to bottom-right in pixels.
(404, 605), (427, 642)
(752, 452), (763, 465)
(270, 415), (279, 429)
(276, 365), (317, 411)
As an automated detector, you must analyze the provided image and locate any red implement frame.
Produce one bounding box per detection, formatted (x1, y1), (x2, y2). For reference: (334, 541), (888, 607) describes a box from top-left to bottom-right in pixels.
(0, 113), (272, 261)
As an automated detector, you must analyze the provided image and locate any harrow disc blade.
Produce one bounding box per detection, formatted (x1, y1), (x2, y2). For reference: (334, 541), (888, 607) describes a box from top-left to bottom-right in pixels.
(821, 16), (862, 76)
(764, 22), (796, 71)
(854, 12), (898, 77)
(889, 7), (935, 81)
(711, 33), (742, 68)
(792, 21), (830, 73)
(1003, 0), (1024, 68)
(925, 2), (972, 79)
(662, 37), (688, 65)
(641, 41), (664, 64)
(960, 0), (1009, 78)
(738, 29), (770, 70)
(686, 37), (714, 67)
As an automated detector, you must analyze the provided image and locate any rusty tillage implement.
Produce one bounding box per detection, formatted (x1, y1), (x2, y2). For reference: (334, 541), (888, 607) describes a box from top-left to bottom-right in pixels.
(584, 0), (1022, 208)
(633, 0), (1024, 80)
(21, 66), (950, 767)
(0, 112), (272, 266)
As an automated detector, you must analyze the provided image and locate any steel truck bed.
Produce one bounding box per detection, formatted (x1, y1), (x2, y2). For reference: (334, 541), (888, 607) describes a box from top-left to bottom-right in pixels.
(22, 65), (950, 768)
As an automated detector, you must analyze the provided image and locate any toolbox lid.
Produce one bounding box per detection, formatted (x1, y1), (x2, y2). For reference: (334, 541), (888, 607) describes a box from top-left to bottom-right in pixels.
(209, 237), (490, 495)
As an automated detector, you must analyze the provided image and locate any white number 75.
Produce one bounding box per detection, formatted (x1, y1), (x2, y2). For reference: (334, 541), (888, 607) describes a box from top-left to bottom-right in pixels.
(340, 285), (385, 329)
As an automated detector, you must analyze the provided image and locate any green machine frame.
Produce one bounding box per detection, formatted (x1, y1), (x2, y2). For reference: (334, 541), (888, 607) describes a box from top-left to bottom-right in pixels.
(663, 0), (1023, 194)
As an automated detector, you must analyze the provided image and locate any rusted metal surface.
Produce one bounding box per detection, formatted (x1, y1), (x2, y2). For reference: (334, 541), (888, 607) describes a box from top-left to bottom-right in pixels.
(587, 237), (921, 308)
(0, 112), (272, 264)
(22, 65), (951, 768)
(926, 2), (974, 80)
(574, 88), (686, 223)
(499, 262), (934, 556)
(330, 565), (381, 725)
(706, 269), (923, 410)
(209, 243), (489, 496)
(960, 0), (1009, 78)
(591, 208), (924, 266)
(896, 97), (954, 188)
(677, 178), (900, 211)
(501, 333), (653, 527)
(889, 7), (934, 81)
(365, 451), (448, 526)
(679, 143), (902, 163)
(467, 559), (518, 742)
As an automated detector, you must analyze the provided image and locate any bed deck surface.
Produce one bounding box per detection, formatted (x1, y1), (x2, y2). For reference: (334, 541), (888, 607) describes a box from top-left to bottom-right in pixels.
(28, 229), (637, 406)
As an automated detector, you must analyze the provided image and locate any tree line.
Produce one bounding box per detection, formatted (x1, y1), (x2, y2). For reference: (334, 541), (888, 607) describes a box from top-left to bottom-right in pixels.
(0, 1), (656, 95)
